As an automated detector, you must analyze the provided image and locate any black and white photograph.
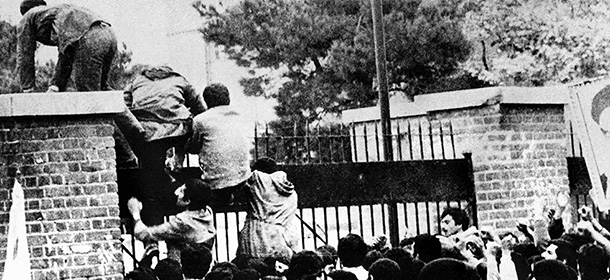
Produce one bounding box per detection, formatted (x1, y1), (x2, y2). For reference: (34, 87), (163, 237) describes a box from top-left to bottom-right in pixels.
(1, 0), (610, 279)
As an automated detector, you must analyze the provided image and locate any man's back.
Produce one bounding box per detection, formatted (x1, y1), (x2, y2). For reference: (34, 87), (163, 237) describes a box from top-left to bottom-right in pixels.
(127, 67), (205, 141)
(188, 105), (252, 190)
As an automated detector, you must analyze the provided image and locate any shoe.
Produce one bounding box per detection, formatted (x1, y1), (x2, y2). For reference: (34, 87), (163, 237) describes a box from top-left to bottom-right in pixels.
(139, 245), (159, 268)
(117, 158), (139, 170)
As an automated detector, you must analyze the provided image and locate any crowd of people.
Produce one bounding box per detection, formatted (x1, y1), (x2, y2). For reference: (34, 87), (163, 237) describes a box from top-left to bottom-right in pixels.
(14, 1), (610, 280)
(123, 203), (610, 280)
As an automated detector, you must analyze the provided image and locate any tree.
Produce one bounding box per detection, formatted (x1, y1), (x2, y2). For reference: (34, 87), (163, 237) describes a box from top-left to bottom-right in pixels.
(198, 0), (483, 130)
(0, 19), (21, 94)
(461, 0), (610, 86)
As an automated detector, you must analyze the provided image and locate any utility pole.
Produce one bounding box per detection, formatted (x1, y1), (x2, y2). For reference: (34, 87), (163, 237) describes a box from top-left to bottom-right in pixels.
(371, 0), (398, 246)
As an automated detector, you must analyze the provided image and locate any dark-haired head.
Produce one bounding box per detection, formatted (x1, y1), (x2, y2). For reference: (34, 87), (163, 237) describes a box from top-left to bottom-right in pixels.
(154, 258), (183, 280)
(533, 259), (577, 280)
(362, 250), (383, 270)
(203, 83), (230, 108)
(253, 157), (278, 174)
(20, 0), (46, 15)
(211, 261), (240, 276)
(327, 270), (358, 280)
(368, 258), (401, 280)
(414, 233), (441, 263)
(578, 243), (610, 280)
(441, 207), (470, 236)
(234, 268), (262, 280)
(419, 258), (480, 280)
(183, 178), (212, 210)
(286, 250), (323, 280)
(337, 234), (368, 268)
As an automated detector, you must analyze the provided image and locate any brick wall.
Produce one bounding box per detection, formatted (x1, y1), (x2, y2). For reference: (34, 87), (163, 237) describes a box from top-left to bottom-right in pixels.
(440, 104), (570, 230)
(0, 92), (124, 280)
(345, 87), (572, 232)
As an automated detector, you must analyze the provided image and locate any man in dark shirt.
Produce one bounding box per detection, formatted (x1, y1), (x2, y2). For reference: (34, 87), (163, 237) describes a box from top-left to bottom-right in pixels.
(122, 66), (207, 229)
(17, 0), (117, 92)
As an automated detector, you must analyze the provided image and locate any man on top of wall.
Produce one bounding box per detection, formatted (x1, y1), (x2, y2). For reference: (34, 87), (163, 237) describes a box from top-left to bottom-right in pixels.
(17, 0), (117, 92)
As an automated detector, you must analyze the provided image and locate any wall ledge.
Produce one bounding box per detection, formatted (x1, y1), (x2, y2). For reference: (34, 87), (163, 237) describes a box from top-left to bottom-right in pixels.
(342, 85), (569, 123)
(0, 91), (124, 117)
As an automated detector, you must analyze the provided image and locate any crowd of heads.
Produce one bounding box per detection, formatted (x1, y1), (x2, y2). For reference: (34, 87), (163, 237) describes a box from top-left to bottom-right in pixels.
(126, 203), (610, 280)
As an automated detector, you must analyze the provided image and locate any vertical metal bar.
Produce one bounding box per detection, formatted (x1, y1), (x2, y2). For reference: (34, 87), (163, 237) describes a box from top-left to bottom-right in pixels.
(358, 205), (364, 238)
(408, 121), (413, 160)
(375, 121), (381, 161)
(131, 231), (136, 269)
(347, 206), (353, 233)
(403, 203), (409, 232)
(429, 121), (435, 160)
(318, 126), (323, 163)
(381, 204), (387, 233)
(570, 121), (576, 157)
(224, 212), (230, 261)
(440, 120), (446, 160)
(324, 207), (329, 245)
(306, 120), (311, 163)
(235, 212), (240, 246)
(265, 124), (270, 158)
(312, 208), (318, 249)
(351, 122), (358, 163)
(414, 203), (420, 235)
(396, 119), (403, 161)
(254, 123), (259, 160)
(341, 123), (347, 162)
(364, 124), (370, 162)
(329, 126), (335, 163)
(370, 205), (376, 237)
(425, 201), (431, 233)
(335, 206), (341, 242)
(419, 121), (425, 159)
(449, 121), (456, 159)
(436, 201), (442, 234)
(300, 208), (305, 247)
(213, 214), (219, 261)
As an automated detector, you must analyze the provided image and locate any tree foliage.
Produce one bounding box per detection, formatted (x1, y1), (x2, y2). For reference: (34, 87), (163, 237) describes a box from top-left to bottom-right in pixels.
(0, 19), (21, 94)
(198, 0), (481, 129)
(462, 0), (610, 86)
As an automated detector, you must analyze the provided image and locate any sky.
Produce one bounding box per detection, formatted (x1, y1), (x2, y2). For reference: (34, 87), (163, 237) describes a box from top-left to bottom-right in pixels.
(1, 0), (278, 124)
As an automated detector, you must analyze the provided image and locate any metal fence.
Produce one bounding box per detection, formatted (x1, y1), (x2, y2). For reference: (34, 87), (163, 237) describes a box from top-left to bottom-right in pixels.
(209, 120), (475, 261)
(120, 120), (476, 270)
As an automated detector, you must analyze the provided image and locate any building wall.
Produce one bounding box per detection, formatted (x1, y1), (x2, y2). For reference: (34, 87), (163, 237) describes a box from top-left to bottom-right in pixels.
(0, 92), (124, 279)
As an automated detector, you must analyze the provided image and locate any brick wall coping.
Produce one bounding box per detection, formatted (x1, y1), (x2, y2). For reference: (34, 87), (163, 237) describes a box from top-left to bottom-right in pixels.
(0, 91), (124, 117)
(342, 84), (568, 123)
